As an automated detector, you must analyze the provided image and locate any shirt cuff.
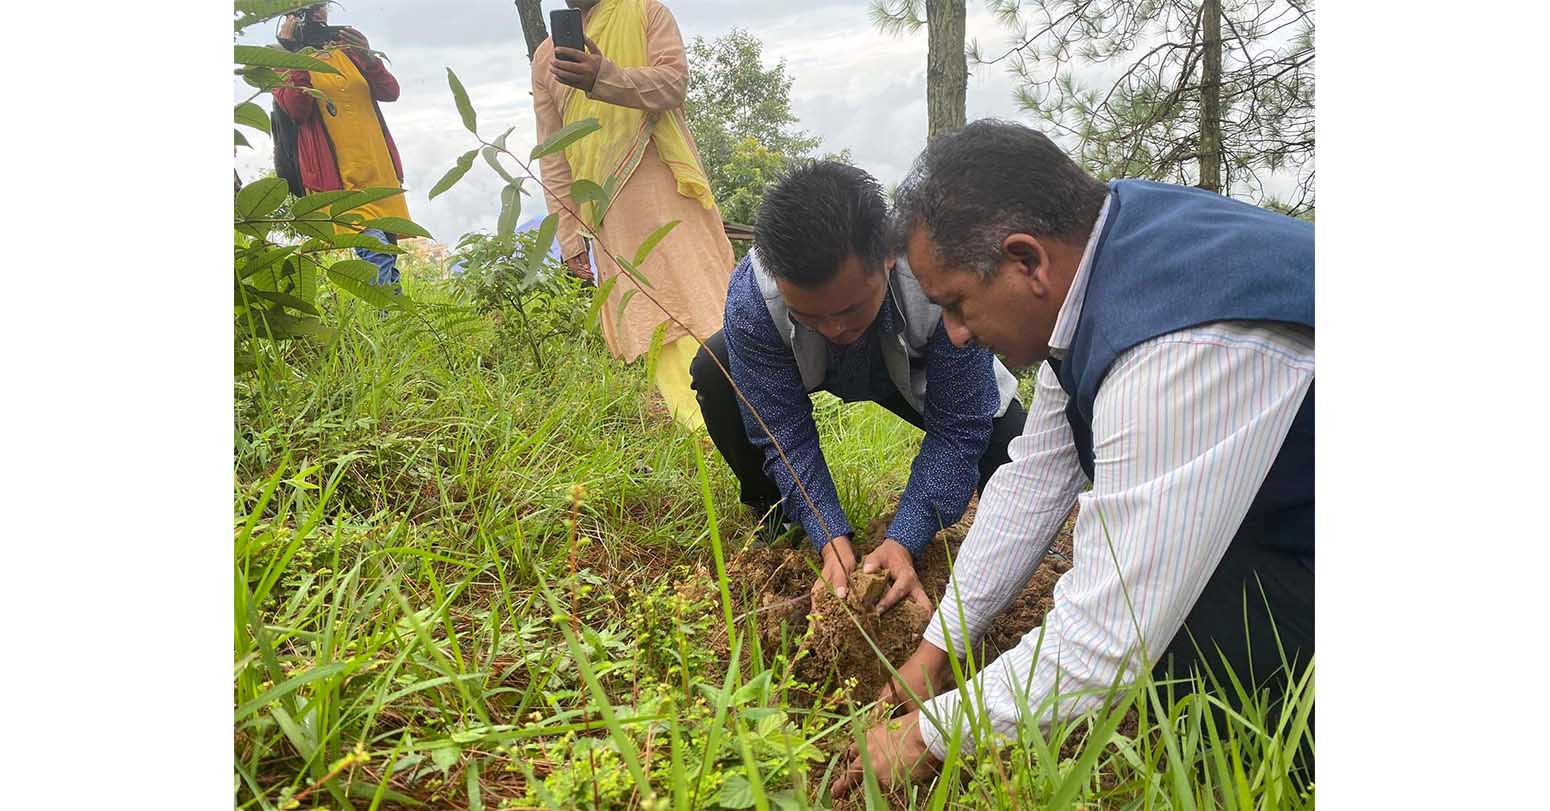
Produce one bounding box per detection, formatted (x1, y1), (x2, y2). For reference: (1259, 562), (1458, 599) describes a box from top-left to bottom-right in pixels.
(587, 58), (624, 101)
(921, 611), (961, 657)
(885, 504), (940, 557)
(918, 689), (967, 760)
(800, 501), (852, 552)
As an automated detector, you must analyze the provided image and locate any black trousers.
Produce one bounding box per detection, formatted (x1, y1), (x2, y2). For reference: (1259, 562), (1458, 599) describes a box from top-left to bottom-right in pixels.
(689, 329), (1027, 522)
(1152, 538), (1315, 776)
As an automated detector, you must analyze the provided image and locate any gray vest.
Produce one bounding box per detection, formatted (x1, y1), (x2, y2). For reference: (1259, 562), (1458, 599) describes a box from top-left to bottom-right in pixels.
(748, 248), (1019, 416)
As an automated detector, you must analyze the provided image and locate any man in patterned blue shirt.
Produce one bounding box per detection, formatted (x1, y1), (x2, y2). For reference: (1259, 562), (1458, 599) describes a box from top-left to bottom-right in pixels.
(690, 162), (1026, 610)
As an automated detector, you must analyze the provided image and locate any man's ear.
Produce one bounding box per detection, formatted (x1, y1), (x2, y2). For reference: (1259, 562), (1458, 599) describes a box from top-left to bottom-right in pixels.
(1001, 233), (1055, 296)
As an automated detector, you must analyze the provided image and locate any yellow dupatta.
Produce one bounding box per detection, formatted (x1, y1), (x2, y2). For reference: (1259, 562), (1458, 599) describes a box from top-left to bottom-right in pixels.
(560, 0), (713, 227)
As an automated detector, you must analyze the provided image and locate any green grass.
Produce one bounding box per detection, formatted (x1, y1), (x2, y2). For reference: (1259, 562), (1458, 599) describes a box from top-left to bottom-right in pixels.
(234, 260), (1313, 810)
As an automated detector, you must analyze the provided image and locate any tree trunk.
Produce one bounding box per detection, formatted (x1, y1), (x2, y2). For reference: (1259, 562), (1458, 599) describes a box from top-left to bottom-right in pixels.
(1198, 0), (1223, 192)
(514, 0), (548, 62)
(925, 0), (967, 139)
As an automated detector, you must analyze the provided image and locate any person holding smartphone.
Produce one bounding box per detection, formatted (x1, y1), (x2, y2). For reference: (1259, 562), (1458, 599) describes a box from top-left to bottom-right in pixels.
(273, 4), (410, 291)
(531, 0), (734, 429)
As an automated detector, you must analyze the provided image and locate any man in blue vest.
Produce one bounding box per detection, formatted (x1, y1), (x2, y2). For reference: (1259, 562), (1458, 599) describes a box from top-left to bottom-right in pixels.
(835, 120), (1314, 796)
(690, 161), (1027, 611)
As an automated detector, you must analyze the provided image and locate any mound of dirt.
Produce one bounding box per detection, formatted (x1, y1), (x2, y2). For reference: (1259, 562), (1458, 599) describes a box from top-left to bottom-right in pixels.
(724, 501), (1076, 705)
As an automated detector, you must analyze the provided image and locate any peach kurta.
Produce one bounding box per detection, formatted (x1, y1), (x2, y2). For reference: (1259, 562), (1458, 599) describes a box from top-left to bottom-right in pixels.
(531, 0), (733, 363)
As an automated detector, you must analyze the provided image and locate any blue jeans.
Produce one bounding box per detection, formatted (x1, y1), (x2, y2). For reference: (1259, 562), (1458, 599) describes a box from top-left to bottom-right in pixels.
(355, 228), (400, 293)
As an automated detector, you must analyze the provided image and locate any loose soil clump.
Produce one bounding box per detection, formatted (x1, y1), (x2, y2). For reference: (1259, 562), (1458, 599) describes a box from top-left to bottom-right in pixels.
(724, 501), (1077, 704)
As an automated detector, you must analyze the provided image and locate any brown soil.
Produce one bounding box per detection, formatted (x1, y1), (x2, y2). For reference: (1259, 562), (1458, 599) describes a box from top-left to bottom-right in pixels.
(722, 500), (1077, 705)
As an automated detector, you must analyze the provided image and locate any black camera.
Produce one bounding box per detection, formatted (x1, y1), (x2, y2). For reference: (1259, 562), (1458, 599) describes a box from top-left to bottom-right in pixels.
(290, 12), (343, 48)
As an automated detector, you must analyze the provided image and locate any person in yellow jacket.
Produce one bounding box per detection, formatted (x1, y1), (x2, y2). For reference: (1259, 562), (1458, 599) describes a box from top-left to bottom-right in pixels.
(532, 0), (735, 430)
(275, 4), (410, 291)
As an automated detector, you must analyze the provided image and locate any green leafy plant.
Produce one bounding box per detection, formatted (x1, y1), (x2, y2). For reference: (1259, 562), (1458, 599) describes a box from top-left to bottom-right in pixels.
(450, 229), (590, 369)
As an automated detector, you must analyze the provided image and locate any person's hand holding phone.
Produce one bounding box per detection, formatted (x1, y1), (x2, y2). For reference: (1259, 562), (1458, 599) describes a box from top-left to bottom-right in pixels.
(564, 253), (594, 282)
(552, 37), (605, 93)
(336, 27), (369, 50)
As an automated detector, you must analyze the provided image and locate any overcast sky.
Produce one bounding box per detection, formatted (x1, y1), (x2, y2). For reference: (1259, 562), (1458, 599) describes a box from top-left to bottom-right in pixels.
(234, 0), (1294, 244)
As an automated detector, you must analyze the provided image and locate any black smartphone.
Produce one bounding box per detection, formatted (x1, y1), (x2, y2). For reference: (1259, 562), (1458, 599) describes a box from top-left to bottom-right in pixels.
(550, 9), (584, 61)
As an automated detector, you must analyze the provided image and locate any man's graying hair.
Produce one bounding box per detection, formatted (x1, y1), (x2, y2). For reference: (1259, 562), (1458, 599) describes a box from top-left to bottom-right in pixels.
(892, 119), (1109, 277)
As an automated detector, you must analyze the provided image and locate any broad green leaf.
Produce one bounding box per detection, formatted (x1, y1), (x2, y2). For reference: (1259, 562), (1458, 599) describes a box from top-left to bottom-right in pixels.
(481, 146), (515, 183)
(731, 671), (770, 706)
(446, 67), (477, 134)
(240, 285), (319, 316)
(526, 214), (559, 277)
(291, 189), (355, 216)
(235, 177), (290, 220)
(430, 149), (477, 199)
(586, 276), (619, 328)
(430, 744), (461, 774)
(328, 259), (403, 310)
(290, 216), (336, 241)
(531, 118), (600, 160)
(234, 44), (338, 74)
(238, 308), (335, 342)
(329, 187), (407, 216)
(301, 234), (404, 253)
(234, 101), (270, 134)
(234, 128), (250, 148)
(237, 65), (285, 92)
(234, 0), (317, 33)
(491, 126), (517, 152)
(361, 216), (431, 239)
(715, 775), (756, 809)
(632, 220), (681, 266)
(238, 246), (298, 280)
(614, 255), (654, 289)
(571, 179), (606, 206)
(234, 222), (269, 240)
(496, 184), (520, 238)
(754, 711), (788, 738)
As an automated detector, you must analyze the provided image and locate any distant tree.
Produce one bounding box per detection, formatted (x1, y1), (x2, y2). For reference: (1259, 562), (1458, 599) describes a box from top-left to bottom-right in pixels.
(975, 0), (1315, 215)
(684, 29), (823, 224)
(870, 0), (969, 139)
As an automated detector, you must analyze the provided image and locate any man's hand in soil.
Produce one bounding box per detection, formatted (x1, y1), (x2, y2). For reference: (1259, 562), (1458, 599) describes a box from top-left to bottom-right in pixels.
(832, 710), (940, 800)
(812, 535), (857, 609)
(878, 640), (951, 713)
(552, 37), (606, 93)
(862, 539), (932, 615)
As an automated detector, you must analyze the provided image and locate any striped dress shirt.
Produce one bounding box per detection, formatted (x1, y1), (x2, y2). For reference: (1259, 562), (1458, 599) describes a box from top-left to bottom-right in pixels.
(918, 198), (1315, 758)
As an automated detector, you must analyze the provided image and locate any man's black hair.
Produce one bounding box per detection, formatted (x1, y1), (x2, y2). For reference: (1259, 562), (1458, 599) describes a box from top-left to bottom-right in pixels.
(753, 160), (888, 288)
(892, 119), (1109, 277)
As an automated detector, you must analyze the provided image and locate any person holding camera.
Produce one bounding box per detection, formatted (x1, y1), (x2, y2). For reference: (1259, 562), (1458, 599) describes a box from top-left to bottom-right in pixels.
(531, 0), (734, 429)
(273, 4), (410, 291)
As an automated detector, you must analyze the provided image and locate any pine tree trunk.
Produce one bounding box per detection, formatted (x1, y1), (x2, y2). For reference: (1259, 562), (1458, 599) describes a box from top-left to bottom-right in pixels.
(925, 0), (967, 139)
(515, 0), (548, 62)
(1199, 0), (1223, 192)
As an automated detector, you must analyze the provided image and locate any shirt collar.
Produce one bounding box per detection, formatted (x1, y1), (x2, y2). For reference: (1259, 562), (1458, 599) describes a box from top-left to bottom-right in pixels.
(1047, 195), (1112, 358)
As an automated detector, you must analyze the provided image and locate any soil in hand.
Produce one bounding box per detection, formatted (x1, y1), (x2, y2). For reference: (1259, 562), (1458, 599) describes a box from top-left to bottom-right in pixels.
(723, 501), (1077, 705)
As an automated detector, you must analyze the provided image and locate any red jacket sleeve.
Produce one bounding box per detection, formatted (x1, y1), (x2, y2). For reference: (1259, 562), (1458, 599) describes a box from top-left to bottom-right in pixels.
(348, 50), (399, 102)
(273, 69), (317, 121)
